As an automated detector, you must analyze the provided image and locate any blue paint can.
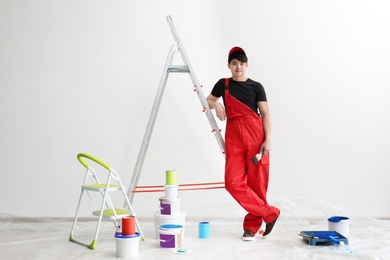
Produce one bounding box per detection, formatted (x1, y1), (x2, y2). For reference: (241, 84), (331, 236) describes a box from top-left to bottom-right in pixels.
(328, 216), (350, 237)
(198, 222), (210, 239)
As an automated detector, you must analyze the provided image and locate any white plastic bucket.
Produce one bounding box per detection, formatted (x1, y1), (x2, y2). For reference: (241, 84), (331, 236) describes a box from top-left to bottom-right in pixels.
(159, 197), (180, 215)
(164, 185), (178, 200)
(328, 216), (350, 237)
(115, 232), (140, 258)
(153, 212), (186, 239)
(159, 224), (183, 248)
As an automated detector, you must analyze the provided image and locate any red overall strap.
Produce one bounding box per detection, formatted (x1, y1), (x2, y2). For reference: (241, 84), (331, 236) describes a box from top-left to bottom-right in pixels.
(224, 78), (230, 108)
(224, 77), (260, 119)
(224, 78), (229, 90)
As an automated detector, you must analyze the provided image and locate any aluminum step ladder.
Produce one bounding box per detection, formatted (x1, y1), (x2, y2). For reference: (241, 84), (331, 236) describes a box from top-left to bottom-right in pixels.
(127, 15), (225, 202)
(70, 153), (145, 249)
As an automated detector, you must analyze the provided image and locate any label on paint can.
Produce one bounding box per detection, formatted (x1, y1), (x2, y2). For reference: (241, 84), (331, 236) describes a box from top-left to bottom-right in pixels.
(159, 197), (181, 215)
(159, 224), (183, 248)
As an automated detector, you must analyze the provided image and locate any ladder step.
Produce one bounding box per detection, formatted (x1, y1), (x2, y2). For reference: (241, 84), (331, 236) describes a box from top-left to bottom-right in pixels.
(168, 65), (190, 73)
(82, 183), (120, 192)
(93, 208), (131, 219)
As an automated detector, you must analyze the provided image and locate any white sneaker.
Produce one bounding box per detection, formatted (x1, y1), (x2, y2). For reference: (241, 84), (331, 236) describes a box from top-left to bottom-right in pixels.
(242, 230), (256, 241)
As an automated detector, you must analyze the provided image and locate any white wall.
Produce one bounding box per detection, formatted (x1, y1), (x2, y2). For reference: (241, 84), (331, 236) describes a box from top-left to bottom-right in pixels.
(1, 0), (389, 218)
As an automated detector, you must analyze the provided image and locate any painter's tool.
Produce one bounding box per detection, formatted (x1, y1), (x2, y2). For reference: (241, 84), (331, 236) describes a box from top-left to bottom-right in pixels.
(298, 233), (319, 239)
(299, 231), (349, 246)
(327, 235), (340, 245)
(251, 151), (262, 164)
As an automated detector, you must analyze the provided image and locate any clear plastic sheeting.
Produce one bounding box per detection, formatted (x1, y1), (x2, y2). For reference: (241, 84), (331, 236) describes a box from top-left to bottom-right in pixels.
(1, 198), (389, 260)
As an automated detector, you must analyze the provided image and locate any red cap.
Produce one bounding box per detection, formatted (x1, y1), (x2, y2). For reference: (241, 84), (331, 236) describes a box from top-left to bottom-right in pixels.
(228, 46), (246, 60)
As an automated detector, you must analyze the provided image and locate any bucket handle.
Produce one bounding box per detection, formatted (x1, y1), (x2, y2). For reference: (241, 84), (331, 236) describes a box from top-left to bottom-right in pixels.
(160, 237), (175, 243)
(159, 205), (170, 210)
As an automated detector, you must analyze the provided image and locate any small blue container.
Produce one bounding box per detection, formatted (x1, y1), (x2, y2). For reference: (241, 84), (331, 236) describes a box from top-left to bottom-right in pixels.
(198, 222), (210, 239)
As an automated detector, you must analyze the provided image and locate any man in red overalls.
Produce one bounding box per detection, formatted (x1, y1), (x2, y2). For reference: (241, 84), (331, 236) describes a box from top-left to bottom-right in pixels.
(206, 47), (280, 241)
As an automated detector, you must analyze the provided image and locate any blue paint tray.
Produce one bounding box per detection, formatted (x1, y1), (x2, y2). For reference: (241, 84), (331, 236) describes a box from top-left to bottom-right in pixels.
(299, 231), (349, 246)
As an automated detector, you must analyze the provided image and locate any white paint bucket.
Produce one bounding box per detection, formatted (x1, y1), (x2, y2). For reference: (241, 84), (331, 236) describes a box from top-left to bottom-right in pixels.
(328, 216), (350, 237)
(159, 197), (180, 215)
(153, 212), (186, 239)
(159, 224), (183, 248)
(115, 232), (140, 258)
(164, 185), (178, 200)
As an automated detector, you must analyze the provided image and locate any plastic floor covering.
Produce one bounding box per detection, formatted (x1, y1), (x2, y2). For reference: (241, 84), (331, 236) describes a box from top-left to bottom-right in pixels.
(1, 199), (389, 260)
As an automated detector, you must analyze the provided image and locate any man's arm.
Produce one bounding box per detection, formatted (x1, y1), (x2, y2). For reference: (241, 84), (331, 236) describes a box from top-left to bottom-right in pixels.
(258, 101), (272, 154)
(206, 94), (226, 121)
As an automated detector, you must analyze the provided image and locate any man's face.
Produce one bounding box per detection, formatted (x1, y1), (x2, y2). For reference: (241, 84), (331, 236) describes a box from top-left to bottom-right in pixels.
(228, 59), (248, 78)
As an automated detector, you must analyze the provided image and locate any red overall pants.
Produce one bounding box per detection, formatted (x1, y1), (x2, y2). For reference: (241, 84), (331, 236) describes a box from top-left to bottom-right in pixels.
(224, 78), (279, 233)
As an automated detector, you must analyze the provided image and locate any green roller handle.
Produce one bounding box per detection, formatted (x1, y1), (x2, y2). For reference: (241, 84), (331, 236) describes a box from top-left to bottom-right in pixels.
(77, 153), (111, 170)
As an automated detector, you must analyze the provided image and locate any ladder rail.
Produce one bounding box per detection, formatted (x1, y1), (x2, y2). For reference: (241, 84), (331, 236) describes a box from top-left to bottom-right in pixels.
(127, 16), (225, 203)
(166, 15), (226, 154)
(127, 44), (179, 202)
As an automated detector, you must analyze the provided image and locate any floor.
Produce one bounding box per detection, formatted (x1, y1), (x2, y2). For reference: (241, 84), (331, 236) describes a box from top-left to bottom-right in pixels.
(1, 199), (389, 260)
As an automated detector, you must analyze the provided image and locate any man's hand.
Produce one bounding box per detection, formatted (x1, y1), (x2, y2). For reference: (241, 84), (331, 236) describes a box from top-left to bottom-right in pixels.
(215, 103), (226, 121)
(261, 139), (271, 155)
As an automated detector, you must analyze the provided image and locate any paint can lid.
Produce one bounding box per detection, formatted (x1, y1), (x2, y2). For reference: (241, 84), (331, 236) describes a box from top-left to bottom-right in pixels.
(328, 216), (349, 223)
(159, 196), (181, 202)
(115, 232), (140, 239)
(160, 224), (183, 230)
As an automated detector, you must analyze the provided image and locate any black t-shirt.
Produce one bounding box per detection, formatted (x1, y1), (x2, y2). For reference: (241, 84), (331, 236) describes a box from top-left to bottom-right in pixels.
(211, 78), (267, 114)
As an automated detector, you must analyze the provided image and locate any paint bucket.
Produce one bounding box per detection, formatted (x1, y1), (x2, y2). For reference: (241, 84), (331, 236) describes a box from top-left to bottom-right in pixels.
(166, 170), (177, 185)
(328, 216), (350, 237)
(198, 221), (210, 238)
(153, 212), (186, 239)
(159, 197), (180, 215)
(164, 184), (178, 200)
(122, 216), (135, 236)
(115, 232), (140, 258)
(159, 224), (183, 248)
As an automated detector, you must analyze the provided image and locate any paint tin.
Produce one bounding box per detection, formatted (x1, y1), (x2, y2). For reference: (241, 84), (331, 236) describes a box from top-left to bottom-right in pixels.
(115, 232), (140, 258)
(159, 197), (180, 215)
(166, 170), (177, 185)
(198, 221), (210, 238)
(153, 212), (186, 239)
(122, 216), (135, 236)
(164, 184), (178, 200)
(159, 224), (183, 248)
(328, 216), (350, 237)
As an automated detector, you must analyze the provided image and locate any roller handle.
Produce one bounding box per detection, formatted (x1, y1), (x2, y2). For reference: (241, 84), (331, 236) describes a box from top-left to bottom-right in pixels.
(327, 235), (340, 245)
